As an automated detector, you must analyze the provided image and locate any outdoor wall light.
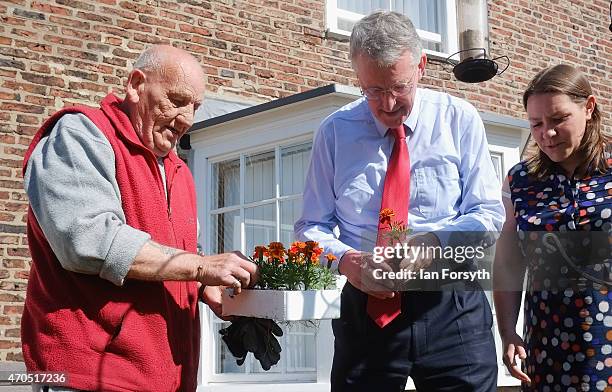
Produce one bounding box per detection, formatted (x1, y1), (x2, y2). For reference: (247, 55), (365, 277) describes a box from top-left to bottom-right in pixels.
(445, 0), (510, 83)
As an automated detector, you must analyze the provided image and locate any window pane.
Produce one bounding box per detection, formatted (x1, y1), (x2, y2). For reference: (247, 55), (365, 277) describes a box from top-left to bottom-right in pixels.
(394, 0), (441, 33)
(338, 0), (386, 15)
(212, 210), (240, 253)
(245, 203), (276, 252)
(280, 199), (302, 246)
(250, 350), (282, 373)
(335, 0), (444, 52)
(490, 152), (503, 184)
(212, 159), (240, 209)
(286, 322), (317, 372)
(245, 151), (275, 203)
(281, 142), (312, 196)
(216, 321), (244, 373)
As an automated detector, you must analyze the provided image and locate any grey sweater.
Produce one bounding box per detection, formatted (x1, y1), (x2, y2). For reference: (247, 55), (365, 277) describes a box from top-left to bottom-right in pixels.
(24, 113), (151, 286)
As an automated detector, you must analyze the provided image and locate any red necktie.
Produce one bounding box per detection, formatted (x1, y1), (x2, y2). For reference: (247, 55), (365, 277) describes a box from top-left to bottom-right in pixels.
(366, 125), (410, 328)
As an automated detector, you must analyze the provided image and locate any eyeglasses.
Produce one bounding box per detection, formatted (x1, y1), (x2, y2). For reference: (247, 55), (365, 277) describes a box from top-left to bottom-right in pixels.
(360, 68), (419, 101)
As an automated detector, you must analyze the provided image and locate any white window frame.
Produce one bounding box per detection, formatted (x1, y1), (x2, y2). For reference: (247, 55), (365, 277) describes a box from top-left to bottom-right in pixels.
(204, 138), (324, 384)
(325, 0), (458, 58)
(189, 92), (360, 391)
(485, 125), (527, 388)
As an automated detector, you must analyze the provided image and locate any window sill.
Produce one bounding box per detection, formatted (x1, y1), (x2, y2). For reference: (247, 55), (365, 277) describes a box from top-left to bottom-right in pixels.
(324, 28), (350, 42)
(324, 28), (456, 63)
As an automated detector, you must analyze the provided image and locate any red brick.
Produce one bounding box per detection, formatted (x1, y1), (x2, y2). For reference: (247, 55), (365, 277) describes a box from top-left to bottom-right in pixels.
(2, 15), (25, 30)
(24, 95), (54, 107)
(116, 19), (153, 33)
(14, 271), (29, 280)
(0, 258), (27, 270)
(0, 281), (27, 291)
(179, 24), (212, 36)
(9, 27), (39, 39)
(94, 25), (131, 39)
(6, 247), (29, 257)
(0, 340), (20, 349)
(48, 15), (90, 29)
(29, 1), (72, 16)
(10, 192), (27, 202)
(132, 32), (168, 45)
(56, 47), (99, 62)
(43, 34), (83, 48)
(216, 31), (248, 45)
(118, 1), (156, 15)
(20, 72), (65, 88)
(4, 328), (20, 338)
(0, 292), (25, 301)
(16, 125), (39, 136)
(0, 102), (45, 114)
(68, 81), (111, 94)
(99, 5), (136, 20)
(38, 55), (73, 68)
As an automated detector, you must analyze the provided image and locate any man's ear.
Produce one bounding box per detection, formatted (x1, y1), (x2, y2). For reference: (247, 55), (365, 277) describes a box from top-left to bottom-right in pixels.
(125, 69), (146, 104)
(417, 52), (427, 79)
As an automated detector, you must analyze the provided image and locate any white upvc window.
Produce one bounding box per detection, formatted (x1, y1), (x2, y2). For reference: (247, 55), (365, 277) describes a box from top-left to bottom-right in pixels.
(203, 140), (329, 384)
(326, 0), (458, 57)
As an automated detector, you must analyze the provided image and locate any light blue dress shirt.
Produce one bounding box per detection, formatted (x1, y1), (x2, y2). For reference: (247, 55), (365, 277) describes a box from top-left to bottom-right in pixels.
(294, 88), (504, 270)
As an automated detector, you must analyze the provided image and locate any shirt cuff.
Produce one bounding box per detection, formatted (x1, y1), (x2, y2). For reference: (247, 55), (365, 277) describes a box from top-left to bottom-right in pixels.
(100, 225), (151, 286)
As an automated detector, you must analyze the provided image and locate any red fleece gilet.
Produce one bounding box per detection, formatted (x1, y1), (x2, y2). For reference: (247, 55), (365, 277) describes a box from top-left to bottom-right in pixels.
(21, 94), (200, 392)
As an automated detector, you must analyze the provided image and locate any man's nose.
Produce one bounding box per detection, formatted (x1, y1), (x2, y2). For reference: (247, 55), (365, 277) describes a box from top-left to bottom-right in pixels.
(380, 93), (397, 111)
(176, 106), (195, 129)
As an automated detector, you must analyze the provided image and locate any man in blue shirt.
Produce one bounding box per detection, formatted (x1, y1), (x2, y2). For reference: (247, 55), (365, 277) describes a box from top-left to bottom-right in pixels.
(295, 11), (503, 391)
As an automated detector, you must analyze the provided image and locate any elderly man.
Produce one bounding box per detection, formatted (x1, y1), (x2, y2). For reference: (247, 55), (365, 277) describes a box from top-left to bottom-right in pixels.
(295, 11), (504, 391)
(22, 45), (256, 391)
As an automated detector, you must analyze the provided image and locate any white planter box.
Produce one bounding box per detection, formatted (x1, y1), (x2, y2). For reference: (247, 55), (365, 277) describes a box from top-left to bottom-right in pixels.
(222, 288), (342, 321)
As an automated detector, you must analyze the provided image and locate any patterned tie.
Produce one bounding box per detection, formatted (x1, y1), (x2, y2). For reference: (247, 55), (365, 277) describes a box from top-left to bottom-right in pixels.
(366, 125), (410, 328)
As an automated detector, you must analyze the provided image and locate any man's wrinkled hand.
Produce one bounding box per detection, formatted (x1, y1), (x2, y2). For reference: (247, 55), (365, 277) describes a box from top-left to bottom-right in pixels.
(338, 250), (396, 299)
(200, 285), (234, 321)
(195, 251), (258, 293)
(398, 232), (440, 272)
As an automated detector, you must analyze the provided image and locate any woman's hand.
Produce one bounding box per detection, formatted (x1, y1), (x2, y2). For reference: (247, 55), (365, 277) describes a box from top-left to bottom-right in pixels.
(501, 332), (531, 383)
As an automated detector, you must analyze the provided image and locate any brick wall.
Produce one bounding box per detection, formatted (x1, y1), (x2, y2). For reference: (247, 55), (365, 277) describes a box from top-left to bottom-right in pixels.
(0, 0), (610, 362)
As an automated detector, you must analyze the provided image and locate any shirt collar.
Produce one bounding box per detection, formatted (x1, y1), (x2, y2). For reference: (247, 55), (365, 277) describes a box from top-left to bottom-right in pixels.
(371, 88), (421, 138)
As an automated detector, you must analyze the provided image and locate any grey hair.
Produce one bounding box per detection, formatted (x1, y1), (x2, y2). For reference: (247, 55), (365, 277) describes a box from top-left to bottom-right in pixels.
(350, 10), (423, 68)
(133, 47), (164, 73)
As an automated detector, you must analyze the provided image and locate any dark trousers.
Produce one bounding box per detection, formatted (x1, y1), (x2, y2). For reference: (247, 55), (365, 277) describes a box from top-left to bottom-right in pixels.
(331, 283), (497, 392)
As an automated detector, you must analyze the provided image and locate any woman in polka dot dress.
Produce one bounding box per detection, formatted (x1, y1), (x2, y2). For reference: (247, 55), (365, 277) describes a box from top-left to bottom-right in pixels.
(494, 64), (611, 391)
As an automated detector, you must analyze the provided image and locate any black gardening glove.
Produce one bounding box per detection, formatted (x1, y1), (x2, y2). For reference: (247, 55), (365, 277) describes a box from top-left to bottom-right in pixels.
(219, 317), (283, 371)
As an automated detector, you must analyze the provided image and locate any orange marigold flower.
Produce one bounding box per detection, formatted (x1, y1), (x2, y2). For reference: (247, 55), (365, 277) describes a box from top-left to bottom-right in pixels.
(379, 208), (395, 225)
(325, 254), (337, 262)
(303, 241), (323, 260)
(268, 241), (286, 260)
(325, 253), (336, 268)
(291, 241), (307, 250)
(289, 241), (307, 256)
(253, 245), (268, 259)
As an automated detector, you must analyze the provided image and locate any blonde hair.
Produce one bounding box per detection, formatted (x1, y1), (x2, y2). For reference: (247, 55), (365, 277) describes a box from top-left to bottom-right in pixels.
(522, 64), (608, 179)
